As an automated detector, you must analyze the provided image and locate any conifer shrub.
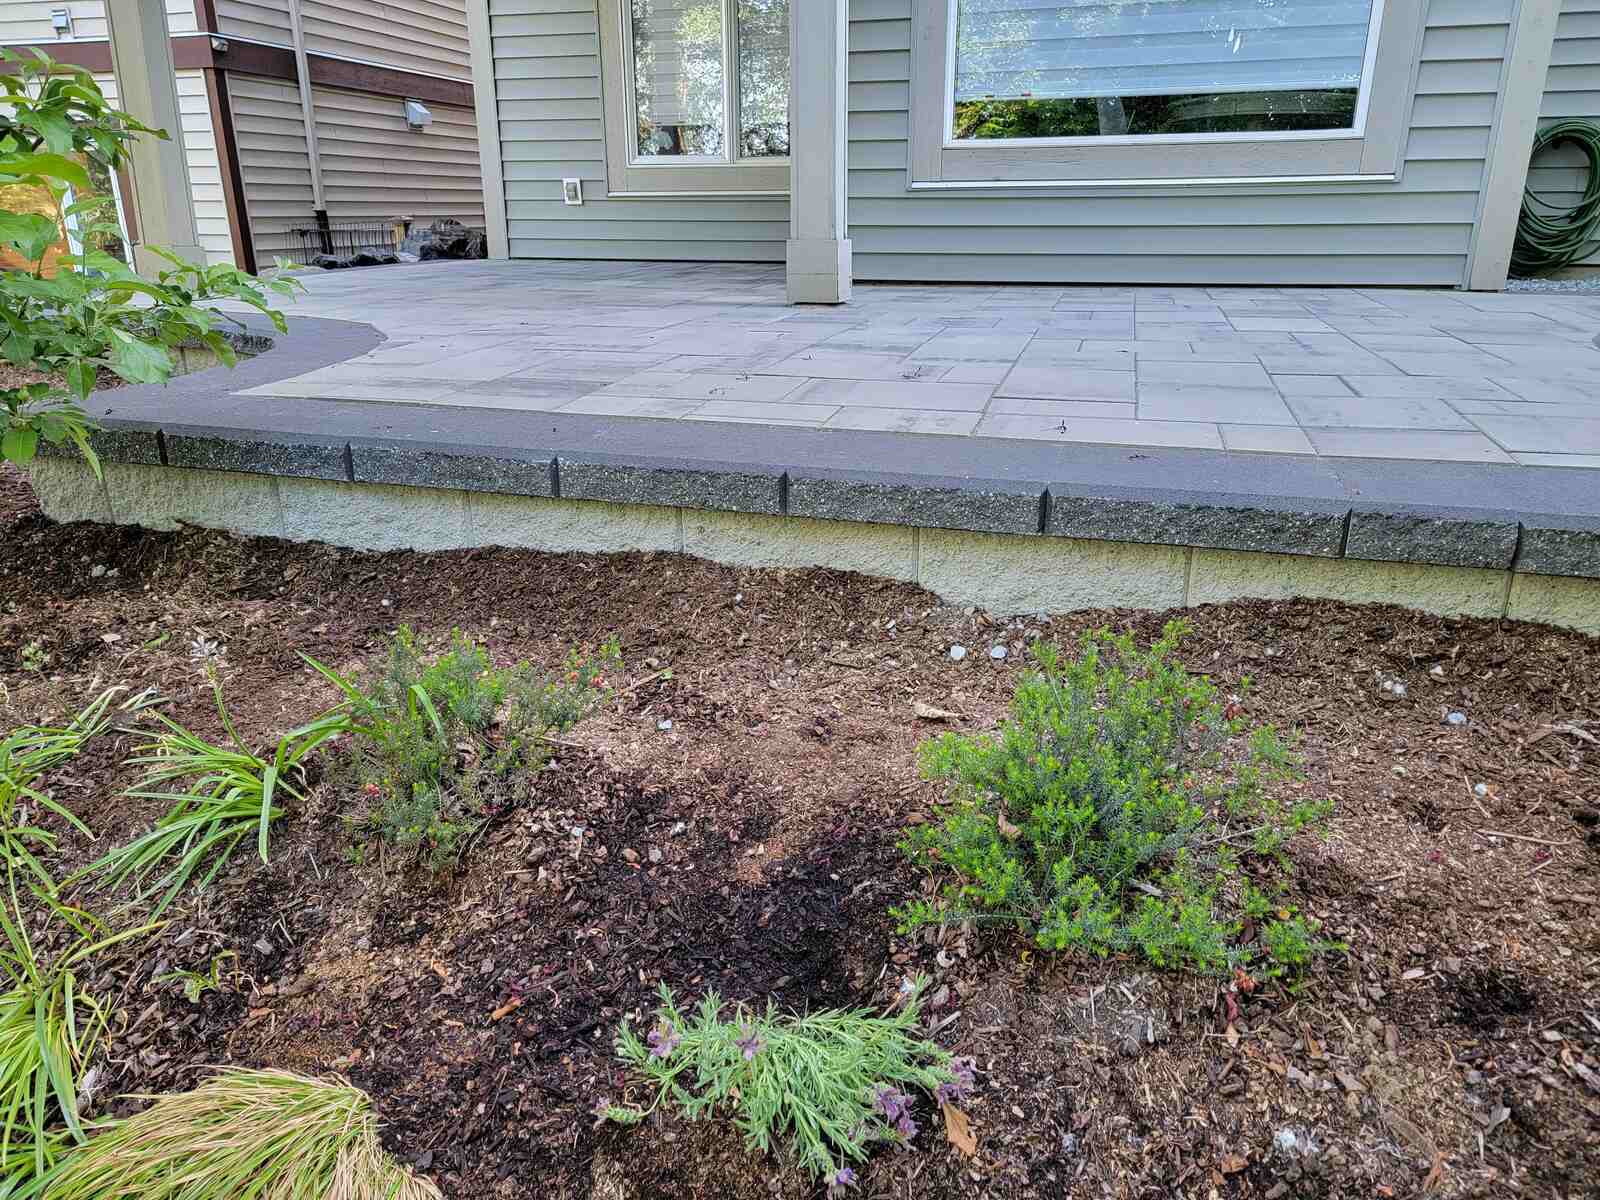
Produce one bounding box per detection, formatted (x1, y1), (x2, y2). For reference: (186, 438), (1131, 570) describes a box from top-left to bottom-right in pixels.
(894, 620), (1336, 975)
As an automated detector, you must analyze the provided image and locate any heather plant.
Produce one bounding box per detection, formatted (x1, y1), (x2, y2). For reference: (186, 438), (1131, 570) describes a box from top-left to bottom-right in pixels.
(308, 628), (620, 870)
(603, 981), (973, 1190)
(895, 620), (1333, 975)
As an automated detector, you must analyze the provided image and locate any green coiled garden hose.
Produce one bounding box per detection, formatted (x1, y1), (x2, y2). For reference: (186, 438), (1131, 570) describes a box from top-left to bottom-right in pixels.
(1511, 118), (1600, 276)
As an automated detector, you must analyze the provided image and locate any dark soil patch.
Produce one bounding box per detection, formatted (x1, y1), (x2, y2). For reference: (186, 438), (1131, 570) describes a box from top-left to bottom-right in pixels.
(3, 462), (1598, 1199)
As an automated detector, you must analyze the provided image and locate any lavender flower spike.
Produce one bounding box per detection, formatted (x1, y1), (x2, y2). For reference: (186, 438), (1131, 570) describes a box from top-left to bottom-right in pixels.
(827, 1166), (858, 1195)
(936, 1056), (978, 1105)
(734, 1027), (765, 1061)
(646, 1022), (681, 1060)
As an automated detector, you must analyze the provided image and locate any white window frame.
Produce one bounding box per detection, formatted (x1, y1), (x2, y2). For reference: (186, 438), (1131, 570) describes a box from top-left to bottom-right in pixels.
(911, 0), (1427, 189)
(598, 0), (790, 196)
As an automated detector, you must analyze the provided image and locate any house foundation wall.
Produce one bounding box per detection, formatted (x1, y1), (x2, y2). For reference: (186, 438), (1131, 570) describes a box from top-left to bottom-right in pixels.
(29, 459), (1600, 635)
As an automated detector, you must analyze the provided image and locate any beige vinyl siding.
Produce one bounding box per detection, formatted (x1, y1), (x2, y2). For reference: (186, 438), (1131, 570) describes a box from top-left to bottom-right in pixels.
(230, 72), (316, 264)
(94, 69), (234, 266)
(215, 0), (292, 45)
(300, 0), (471, 81)
(0, 1), (195, 43)
(845, 0), (1511, 286)
(490, 0), (787, 263)
(1533, 0), (1600, 262)
(312, 84), (484, 226)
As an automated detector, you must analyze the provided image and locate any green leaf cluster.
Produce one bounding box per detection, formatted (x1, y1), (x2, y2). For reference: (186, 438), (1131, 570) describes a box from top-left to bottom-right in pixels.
(895, 620), (1335, 974)
(1, 50), (300, 474)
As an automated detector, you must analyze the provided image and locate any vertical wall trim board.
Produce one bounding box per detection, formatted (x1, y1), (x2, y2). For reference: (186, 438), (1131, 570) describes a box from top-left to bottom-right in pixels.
(1466, 0), (1561, 289)
(206, 68), (256, 271)
(467, 0), (509, 258)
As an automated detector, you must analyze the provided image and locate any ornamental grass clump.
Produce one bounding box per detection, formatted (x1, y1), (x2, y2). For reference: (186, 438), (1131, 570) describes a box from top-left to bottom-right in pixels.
(895, 620), (1335, 975)
(603, 982), (972, 1190)
(42, 1068), (440, 1200)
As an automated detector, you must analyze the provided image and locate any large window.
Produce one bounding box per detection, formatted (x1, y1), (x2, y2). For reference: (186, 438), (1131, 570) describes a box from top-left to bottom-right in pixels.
(911, 0), (1424, 186)
(601, 0), (790, 194)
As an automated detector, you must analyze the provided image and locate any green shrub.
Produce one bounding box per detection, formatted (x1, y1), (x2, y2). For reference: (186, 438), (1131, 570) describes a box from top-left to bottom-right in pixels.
(604, 982), (972, 1189)
(895, 620), (1333, 975)
(1, 51), (300, 474)
(310, 628), (620, 870)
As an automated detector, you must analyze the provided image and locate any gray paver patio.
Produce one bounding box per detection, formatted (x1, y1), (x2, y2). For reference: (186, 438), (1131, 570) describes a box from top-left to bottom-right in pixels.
(228, 260), (1600, 469)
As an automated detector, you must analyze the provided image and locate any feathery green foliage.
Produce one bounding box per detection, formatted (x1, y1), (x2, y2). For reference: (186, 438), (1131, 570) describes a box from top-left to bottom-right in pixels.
(895, 620), (1335, 974)
(309, 628), (620, 871)
(75, 677), (349, 915)
(41, 1068), (440, 1200)
(605, 982), (970, 1185)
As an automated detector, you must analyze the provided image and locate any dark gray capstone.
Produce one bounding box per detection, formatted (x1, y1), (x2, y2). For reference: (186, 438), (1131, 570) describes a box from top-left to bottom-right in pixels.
(353, 443), (556, 497)
(1345, 511), (1520, 570)
(1047, 493), (1347, 557)
(787, 474), (1043, 535)
(1516, 520), (1600, 580)
(165, 431), (348, 480)
(558, 458), (781, 515)
(38, 423), (163, 466)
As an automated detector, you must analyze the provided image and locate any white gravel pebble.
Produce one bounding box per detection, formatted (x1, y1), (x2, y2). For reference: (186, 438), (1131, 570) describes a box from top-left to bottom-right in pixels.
(949, 645), (967, 661)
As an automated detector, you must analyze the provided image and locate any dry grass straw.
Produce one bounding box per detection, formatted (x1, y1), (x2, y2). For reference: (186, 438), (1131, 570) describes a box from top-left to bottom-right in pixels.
(42, 1068), (440, 1200)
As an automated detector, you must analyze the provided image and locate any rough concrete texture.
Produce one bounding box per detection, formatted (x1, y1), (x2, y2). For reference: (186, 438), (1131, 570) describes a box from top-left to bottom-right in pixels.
(28, 459), (113, 524)
(469, 491), (680, 554)
(1506, 572), (1600, 635)
(24, 459), (1600, 635)
(1188, 549), (1509, 618)
(683, 510), (916, 580)
(105, 463), (282, 539)
(278, 478), (470, 551)
(920, 529), (1190, 616)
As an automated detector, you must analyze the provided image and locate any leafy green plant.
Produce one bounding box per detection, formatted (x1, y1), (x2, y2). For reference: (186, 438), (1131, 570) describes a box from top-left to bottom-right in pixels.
(0, 50), (299, 473)
(895, 620), (1332, 975)
(309, 628), (620, 870)
(40, 1068), (440, 1200)
(603, 981), (972, 1188)
(0, 688), (157, 890)
(0, 883), (154, 1179)
(16, 645), (45, 676)
(75, 677), (349, 915)
(153, 950), (238, 1003)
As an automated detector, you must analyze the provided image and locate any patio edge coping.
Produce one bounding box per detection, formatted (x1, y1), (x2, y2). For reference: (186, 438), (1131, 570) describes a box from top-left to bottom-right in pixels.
(36, 311), (1600, 583)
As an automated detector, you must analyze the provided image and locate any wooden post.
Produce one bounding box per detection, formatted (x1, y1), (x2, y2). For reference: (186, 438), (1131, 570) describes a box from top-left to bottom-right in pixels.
(785, 0), (851, 304)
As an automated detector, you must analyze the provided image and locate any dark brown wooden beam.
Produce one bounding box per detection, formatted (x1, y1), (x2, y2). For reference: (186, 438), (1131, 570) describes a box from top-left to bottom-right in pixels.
(4, 38), (469, 107)
(205, 67), (256, 274)
(306, 55), (472, 107)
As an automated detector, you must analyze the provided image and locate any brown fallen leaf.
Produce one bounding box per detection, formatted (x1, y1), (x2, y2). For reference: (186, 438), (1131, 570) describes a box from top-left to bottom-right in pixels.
(913, 700), (958, 722)
(1218, 1153), (1247, 1175)
(997, 814), (1022, 840)
(942, 1103), (977, 1157)
(1225, 1022), (1240, 1048)
(1422, 1151), (1446, 1192)
(491, 995), (524, 1021)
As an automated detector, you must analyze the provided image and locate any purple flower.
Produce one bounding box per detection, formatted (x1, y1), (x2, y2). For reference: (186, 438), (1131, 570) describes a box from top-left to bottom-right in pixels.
(591, 1097), (612, 1119)
(872, 1085), (908, 1121)
(895, 1111), (918, 1140)
(646, 1022), (681, 1060)
(827, 1167), (858, 1195)
(734, 1027), (765, 1061)
(936, 1057), (977, 1104)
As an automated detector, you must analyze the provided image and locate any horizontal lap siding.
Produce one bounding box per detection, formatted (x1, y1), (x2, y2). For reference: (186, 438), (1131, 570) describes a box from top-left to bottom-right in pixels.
(230, 72), (316, 265)
(1533, 0), (1600, 261)
(1, 1), (195, 43)
(848, 0), (1510, 286)
(95, 70), (234, 266)
(300, 0), (472, 81)
(216, 0), (292, 45)
(312, 84), (485, 225)
(491, 0), (787, 262)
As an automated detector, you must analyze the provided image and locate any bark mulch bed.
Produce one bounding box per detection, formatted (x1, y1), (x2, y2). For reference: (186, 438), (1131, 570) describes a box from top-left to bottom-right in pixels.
(1, 463), (1596, 1199)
